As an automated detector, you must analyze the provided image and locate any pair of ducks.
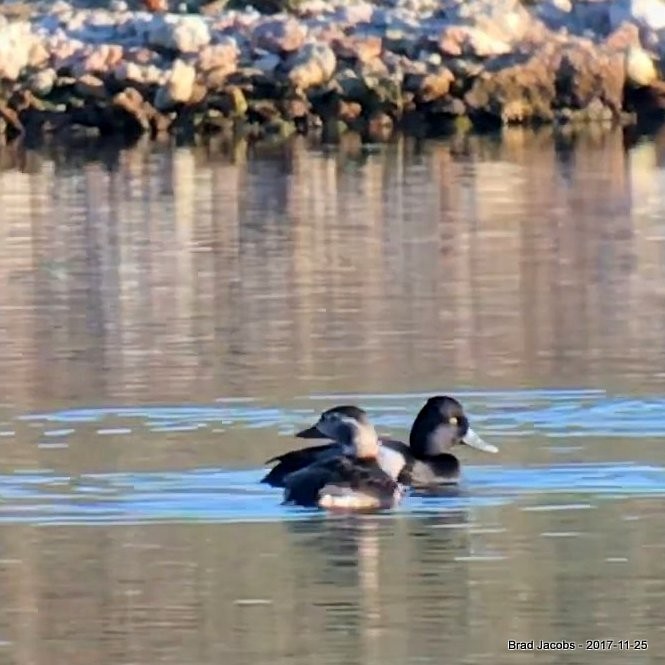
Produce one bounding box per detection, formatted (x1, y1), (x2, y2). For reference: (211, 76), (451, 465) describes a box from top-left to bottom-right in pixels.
(261, 396), (498, 511)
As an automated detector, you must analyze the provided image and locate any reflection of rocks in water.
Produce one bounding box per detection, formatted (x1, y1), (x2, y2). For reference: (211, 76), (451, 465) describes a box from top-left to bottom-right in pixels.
(3, 128), (665, 405)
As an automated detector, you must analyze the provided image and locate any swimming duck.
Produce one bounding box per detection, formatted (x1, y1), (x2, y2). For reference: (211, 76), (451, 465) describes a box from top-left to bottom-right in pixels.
(262, 396), (497, 488)
(281, 408), (403, 510)
(398, 395), (497, 487)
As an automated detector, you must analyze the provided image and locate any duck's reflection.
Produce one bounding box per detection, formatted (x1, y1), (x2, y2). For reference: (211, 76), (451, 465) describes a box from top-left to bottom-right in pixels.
(280, 509), (472, 664)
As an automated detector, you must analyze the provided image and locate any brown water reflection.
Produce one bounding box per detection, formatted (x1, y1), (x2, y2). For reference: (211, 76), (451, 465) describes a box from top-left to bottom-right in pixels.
(0, 503), (664, 665)
(2, 128), (665, 665)
(2, 128), (665, 410)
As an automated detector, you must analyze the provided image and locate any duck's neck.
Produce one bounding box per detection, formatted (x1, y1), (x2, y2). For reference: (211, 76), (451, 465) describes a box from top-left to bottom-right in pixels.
(347, 425), (380, 460)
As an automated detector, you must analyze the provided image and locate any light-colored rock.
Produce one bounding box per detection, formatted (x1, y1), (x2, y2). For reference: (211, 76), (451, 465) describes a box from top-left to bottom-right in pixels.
(333, 2), (374, 26)
(28, 41), (50, 68)
(406, 67), (454, 102)
(148, 15), (211, 53)
(45, 35), (84, 71)
(205, 66), (234, 90)
(115, 61), (166, 85)
(196, 38), (238, 73)
(439, 25), (512, 57)
(112, 87), (151, 131)
(332, 35), (383, 64)
(50, 1), (74, 16)
(28, 68), (57, 97)
(253, 17), (307, 54)
(626, 45), (658, 86)
(72, 44), (124, 77)
(155, 58), (197, 109)
(604, 21), (641, 51)
(0, 22), (35, 81)
(75, 74), (107, 99)
(288, 42), (336, 90)
(440, 0), (534, 44)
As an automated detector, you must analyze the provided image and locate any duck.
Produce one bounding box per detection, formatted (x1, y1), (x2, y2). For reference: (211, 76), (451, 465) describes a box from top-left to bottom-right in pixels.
(261, 396), (497, 488)
(397, 395), (497, 487)
(281, 408), (403, 510)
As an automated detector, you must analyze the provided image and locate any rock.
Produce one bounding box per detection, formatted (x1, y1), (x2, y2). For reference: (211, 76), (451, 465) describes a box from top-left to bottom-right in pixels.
(44, 35), (82, 71)
(465, 38), (626, 125)
(214, 85), (247, 117)
(148, 14), (211, 53)
(8, 90), (40, 113)
(366, 111), (393, 142)
(75, 74), (107, 99)
(115, 61), (166, 86)
(127, 47), (159, 66)
(28, 69), (58, 97)
(144, 0), (169, 10)
(332, 35), (382, 64)
(336, 69), (371, 102)
(230, 0), (308, 13)
(112, 87), (150, 131)
(440, 0), (535, 43)
(556, 42), (625, 113)
(282, 97), (309, 119)
(248, 99), (280, 123)
(465, 46), (558, 124)
(252, 17), (307, 54)
(73, 44), (124, 77)
(625, 45), (658, 86)
(253, 51), (280, 74)
(439, 26), (512, 58)
(189, 82), (208, 105)
(333, 2), (374, 26)
(196, 39), (238, 73)
(288, 43), (336, 90)
(404, 68), (454, 103)
(604, 21), (641, 51)
(0, 103), (23, 137)
(339, 100), (362, 124)
(0, 22), (35, 81)
(205, 65), (235, 90)
(28, 41), (50, 68)
(155, 59), (197, 109)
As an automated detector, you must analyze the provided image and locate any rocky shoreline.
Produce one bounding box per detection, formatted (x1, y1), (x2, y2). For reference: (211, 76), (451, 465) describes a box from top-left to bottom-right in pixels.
(2, 0), (665, 144)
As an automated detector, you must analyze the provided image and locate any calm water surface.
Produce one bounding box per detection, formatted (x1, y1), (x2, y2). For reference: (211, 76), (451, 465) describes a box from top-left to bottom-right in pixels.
(1, 128), (665, 664)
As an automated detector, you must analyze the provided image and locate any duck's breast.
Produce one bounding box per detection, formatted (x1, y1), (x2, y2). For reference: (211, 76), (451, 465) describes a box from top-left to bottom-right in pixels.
(377, 440), (410, 479)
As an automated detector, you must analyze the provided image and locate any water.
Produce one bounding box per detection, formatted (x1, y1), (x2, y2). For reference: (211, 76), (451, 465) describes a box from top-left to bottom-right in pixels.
(1, 127), (665, 663)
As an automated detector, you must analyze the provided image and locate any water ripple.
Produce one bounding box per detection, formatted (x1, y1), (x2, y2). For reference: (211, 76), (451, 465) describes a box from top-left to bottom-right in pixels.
(5, 390), (665, 524)
(14, 390), (665, 438)
(0, 463), (663, 526)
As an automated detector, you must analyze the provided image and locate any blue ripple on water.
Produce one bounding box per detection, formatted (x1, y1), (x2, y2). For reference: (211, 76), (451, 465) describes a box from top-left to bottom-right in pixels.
(6, 389), (665, 525)
(0, 463), (664, 526)
(15, 390), (665, 438)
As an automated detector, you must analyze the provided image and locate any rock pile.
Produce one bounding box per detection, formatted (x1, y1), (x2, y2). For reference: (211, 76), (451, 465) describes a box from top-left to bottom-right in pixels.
(2, 0), (665, 143)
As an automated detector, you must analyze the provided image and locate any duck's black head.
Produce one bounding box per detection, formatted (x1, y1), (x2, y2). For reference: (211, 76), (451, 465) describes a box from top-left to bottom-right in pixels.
(409, 396), (497, 459)
(295, 405), (369, 440)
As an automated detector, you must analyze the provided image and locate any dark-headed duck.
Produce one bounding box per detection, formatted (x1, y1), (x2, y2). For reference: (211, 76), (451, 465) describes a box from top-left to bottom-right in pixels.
(262, 396), (497, 488)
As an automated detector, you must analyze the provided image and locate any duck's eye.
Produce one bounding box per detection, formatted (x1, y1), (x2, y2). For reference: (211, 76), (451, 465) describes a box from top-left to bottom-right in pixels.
(449, 416), (458, 425)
